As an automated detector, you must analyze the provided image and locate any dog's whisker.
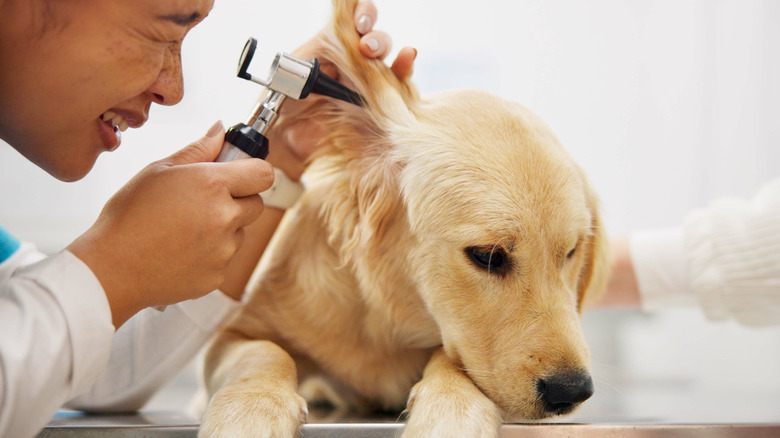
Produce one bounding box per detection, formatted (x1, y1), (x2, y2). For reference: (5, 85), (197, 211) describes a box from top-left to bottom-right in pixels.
(591, 377), (624, 395)
(506, 391), (525, 418)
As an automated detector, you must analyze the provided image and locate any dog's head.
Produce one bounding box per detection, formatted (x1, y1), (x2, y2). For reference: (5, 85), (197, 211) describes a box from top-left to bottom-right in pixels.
(292, 0), (610, 420)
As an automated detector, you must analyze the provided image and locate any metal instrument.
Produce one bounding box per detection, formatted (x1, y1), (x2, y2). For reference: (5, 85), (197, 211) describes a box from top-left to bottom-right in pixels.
(216, 37), (363, 162)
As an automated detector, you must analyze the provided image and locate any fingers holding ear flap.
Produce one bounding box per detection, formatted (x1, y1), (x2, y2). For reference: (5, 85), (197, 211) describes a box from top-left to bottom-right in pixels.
(350, 0), (416, 79)
(354, 1), (392, 60)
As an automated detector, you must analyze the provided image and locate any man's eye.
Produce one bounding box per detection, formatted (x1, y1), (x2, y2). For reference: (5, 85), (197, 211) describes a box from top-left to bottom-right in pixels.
(466, 246), (508, 274)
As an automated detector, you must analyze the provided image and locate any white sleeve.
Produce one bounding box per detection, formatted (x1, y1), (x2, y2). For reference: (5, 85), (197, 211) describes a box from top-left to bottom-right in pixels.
(629, 227), (695, 310)
(66, 290), (241, 412)
(629, 178), (780, 327)
(682, 178), (780, 327)
(0, 247), (115, 438)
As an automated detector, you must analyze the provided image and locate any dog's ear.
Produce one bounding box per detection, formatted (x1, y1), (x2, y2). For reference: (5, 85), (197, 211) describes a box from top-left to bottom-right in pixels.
(576, 178), (611, 312)
(274, 0), (419, 145)
(287, 0), (419, 260)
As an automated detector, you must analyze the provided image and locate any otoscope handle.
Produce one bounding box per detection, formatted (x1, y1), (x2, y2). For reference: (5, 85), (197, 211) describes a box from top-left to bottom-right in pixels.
(215, 123), (269, 161)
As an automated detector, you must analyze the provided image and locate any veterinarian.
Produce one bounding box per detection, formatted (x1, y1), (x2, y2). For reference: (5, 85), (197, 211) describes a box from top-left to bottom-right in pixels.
(0, 0), (415, 436)
(596, 178), (780, 327)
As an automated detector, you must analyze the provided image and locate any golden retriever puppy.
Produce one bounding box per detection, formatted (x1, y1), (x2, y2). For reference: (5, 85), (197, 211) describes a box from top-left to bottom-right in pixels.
(199, 0), (609, 436)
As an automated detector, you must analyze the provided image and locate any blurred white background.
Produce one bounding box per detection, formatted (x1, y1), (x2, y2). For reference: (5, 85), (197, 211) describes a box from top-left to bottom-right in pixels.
(2, 0), (779, 421)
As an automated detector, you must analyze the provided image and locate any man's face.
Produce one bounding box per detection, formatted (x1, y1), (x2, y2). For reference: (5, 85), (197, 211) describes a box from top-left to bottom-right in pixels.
(0, 0), (214, 181)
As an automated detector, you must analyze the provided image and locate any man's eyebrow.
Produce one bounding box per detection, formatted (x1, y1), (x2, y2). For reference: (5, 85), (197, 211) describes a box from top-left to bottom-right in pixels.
(159, 11), (202, 26)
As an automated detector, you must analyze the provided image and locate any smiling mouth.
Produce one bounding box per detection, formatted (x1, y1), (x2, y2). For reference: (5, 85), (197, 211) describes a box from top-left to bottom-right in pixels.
(98, 110), (146, 151)
(101, 110), (130, 133)
(97, 118), (120, 152)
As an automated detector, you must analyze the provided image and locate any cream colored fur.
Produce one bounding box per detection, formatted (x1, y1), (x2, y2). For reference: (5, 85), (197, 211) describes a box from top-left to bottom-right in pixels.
(199, 1), (609, 436)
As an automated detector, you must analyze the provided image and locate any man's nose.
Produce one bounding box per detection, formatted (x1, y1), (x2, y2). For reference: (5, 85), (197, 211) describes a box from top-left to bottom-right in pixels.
(147, 44), (184, 106)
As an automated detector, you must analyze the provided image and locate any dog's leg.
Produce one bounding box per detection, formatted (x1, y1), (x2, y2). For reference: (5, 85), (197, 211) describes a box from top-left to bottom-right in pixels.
(402, 348), (502, 438)
(199, 331), (307, 438)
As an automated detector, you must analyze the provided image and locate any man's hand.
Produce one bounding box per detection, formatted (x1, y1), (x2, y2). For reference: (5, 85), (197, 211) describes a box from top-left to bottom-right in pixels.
(68, 122), (273, 327)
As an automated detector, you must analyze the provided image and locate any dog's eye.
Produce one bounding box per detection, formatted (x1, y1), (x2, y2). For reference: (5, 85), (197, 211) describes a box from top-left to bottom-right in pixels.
(466, 246), (508, 274)
(566, 246), (577, 259)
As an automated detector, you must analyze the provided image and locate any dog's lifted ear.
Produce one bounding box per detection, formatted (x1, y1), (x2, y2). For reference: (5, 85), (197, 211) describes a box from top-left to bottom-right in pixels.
(326, 0), (419, 113)
(288, 0), (422, 261)
(276, 0), (420, 155)
(576, 178), (611, 312)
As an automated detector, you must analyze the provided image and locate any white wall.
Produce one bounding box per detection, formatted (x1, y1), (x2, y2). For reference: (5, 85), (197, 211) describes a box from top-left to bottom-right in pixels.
(2, 0), (779, 419)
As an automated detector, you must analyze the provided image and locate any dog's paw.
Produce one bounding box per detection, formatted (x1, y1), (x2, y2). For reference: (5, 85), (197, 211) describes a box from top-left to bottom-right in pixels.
(401, 380), (502, 438)
(198, 384), (308, 438)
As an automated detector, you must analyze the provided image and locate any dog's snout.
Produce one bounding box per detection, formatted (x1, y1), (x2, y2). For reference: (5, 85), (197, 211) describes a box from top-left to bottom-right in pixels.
(537, 371), (594, 413)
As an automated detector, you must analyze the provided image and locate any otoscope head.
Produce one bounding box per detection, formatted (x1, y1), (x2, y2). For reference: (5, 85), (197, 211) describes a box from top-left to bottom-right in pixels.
(236, 37), (363, 107)
(222, 38), (364, 162)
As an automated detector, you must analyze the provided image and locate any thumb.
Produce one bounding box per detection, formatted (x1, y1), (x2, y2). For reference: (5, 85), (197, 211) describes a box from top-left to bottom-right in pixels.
(166, 121), (225, 166)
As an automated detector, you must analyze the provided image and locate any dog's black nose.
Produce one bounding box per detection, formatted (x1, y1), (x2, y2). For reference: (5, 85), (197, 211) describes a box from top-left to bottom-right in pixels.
(537, 371), (594, 413)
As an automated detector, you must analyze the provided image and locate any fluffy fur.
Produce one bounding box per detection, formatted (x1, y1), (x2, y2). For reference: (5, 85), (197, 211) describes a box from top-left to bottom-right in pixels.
(199, 1), (609, 436)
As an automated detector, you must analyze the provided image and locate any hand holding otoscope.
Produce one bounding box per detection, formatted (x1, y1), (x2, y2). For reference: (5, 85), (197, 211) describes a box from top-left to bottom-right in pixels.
(216, 37), (363, 163)
(152, 39), (365, 311)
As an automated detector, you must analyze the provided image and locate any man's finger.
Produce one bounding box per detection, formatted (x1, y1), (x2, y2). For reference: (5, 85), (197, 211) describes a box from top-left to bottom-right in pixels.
(219, 158), (275, 198)
(231, 195), (265, 230)
(354, 0), (378, 35)
(359, 30), (392, 60)
(391, 46), (417, 81)
(166, 121), (225, 166)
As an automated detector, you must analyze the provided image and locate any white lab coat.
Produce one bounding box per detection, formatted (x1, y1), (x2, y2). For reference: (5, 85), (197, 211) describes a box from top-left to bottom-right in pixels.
(631, 178), (780, 327)
(0, 242), (240, 438)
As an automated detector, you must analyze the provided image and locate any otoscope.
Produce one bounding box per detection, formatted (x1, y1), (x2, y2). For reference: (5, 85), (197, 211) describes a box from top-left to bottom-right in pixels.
(216, 37), (364, 163)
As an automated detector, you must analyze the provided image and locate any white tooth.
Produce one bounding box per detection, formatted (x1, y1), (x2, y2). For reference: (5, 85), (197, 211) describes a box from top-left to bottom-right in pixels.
(102, 110), (116, 121)
(111, 115), (123, 128)
(118, 119), (129, 132)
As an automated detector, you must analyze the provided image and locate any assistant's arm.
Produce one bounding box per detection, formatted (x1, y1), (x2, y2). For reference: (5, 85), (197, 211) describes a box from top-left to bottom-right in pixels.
(595, 178), (780, 327)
